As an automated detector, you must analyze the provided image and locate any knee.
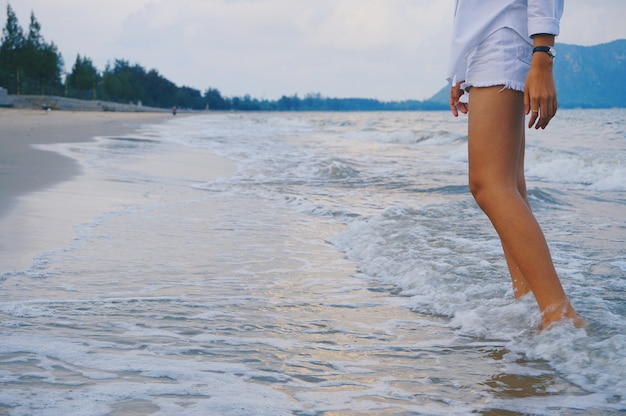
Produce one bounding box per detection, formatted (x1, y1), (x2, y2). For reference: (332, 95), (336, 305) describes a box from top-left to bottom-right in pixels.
(469, 174), (523, 218)
(468, 175), (502, 213)
(468, 174), (488, 208)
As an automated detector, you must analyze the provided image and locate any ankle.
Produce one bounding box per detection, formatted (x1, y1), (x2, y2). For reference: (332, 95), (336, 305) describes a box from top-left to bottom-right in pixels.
(540, 301), (584, 330)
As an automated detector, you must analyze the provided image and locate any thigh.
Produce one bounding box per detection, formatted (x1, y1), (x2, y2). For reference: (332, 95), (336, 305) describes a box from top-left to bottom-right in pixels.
(468, 86), (525, 185)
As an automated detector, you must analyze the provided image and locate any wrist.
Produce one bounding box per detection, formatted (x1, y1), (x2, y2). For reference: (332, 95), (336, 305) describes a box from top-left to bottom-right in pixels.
(531, 53), (554, 71)
(532, 33), (555, 47)
(533, 45), (556, 59)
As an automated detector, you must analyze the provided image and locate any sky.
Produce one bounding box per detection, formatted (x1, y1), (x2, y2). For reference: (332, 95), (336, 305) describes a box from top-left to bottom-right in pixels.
(3, 0), (626, 101)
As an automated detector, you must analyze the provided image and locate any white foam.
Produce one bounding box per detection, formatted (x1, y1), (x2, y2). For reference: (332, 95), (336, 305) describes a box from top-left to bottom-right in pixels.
(2, 110), (624, 414)
(526, 144), (626, 191)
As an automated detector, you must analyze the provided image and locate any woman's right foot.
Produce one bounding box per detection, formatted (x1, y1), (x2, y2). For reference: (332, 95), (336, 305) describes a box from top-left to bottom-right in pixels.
(540, 301), (585, 330)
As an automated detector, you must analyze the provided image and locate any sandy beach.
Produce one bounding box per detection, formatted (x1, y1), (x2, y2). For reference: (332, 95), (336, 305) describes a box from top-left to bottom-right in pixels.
(0, 109), (169, 214)
(0, 108), (234, 271)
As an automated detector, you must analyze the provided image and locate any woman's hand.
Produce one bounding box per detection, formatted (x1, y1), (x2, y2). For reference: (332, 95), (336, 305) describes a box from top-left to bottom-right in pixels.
(450, 81), (468, 117)
(525, 37), (558, 129)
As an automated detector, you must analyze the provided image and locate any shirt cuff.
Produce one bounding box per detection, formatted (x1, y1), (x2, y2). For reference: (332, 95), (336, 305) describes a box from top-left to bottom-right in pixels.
(528, 17), (560, 37)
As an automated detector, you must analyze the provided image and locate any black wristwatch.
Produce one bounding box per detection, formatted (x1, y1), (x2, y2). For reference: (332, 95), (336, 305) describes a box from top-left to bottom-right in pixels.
(533, 46), (556, 59)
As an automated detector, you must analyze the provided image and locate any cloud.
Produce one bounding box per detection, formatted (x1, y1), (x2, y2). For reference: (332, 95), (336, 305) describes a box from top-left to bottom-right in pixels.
(559, 0), (626, 45)
(109, 0), (454, 99)
(4, 0), (626, 100)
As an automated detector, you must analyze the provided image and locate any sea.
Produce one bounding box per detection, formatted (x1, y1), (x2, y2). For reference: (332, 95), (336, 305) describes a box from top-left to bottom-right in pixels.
(1, 109), (624, 415)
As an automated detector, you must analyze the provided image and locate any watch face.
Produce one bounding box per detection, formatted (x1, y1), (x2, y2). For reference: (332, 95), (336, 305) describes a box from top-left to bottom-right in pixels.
(549, 47), (556, 58)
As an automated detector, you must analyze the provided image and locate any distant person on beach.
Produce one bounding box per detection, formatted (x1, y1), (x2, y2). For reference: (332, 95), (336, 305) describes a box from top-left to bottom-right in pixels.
(172, 106), (177, 116)
(448, 0), (584, 329)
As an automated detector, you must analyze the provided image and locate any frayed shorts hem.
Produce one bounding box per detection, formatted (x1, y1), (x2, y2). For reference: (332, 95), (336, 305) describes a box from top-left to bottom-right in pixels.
(461, 81), (526, 93)
(462, 27), (531, 95)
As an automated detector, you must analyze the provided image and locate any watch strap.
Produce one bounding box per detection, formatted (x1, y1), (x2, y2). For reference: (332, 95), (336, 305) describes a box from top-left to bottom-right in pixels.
(533, 46), (555, 58)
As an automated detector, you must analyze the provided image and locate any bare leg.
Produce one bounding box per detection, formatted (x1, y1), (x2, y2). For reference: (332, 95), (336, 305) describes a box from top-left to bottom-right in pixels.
(504, 245), (531, 298)
(467, 86), (582, 329)
(503, 124), (532, 298)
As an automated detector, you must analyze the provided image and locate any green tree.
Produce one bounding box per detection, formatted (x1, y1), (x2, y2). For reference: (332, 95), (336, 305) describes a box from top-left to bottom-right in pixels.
(176, 85), (204, 109)
(204, 88), (229, 110)
(0, 4), (25, 94)
(22, 12), (63, 94)
(143, 68), (177, 107)
(277, 94), (301, 111)
(101, 60), (209, 109)
(68, 54), (99, 99)
(232, 94), (262, 111)
(21, 10), (42, 92)
(0, 7), (63, 95)
(33, 41), (63, 94)
(102, 59), (145, 103)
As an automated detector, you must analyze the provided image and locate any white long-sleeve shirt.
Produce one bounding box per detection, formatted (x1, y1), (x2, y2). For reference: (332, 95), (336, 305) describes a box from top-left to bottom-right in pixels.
(447, 0), (564, 85)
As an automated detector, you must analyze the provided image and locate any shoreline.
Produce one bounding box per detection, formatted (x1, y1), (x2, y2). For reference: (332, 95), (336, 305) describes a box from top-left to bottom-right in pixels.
(9, 95), (171, 113)
(0, 108), (233, 272)
(0, 109), (174, 218)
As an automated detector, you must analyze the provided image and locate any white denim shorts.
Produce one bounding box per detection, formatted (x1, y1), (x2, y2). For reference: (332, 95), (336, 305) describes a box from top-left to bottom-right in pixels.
(462, 27), (532, 93)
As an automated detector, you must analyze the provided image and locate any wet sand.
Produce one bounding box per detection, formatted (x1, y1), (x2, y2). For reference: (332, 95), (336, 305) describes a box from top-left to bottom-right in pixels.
(0, 108), (233, 271)
(0, 109), (172, 217)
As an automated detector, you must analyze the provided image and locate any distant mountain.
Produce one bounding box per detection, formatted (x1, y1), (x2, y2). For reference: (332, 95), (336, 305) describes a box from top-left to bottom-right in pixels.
(426, 39), (626, 109)
(556, 39), (626, 108)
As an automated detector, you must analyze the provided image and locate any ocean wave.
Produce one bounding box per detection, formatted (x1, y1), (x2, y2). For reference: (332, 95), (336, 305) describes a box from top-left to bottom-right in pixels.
(526, 146), (626, 191)
(328, 197), (626, 400)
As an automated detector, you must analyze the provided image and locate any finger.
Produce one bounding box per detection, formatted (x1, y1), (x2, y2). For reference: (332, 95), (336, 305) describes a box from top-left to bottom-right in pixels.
(451, 103), (459, 117)
(450, 98), (459, 117)
(535, 107), (550, 129)
(544, 97), (559, 129)
(528, 105), (539, 128)
(450, 87), (456, 115)
(450, 84), (464, 117)
(537, 99), (556, 129)
(535, 104), (545, 129)
(450, 97), (458, 117)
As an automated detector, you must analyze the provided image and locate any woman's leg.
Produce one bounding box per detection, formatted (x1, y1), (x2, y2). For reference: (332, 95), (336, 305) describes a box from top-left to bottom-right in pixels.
(503, 126), (532, 298)
(467, 86), (582, 329)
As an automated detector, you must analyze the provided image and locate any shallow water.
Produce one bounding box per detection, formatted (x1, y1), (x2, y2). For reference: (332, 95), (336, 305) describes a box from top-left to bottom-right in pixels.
(1, 110), (624, 415)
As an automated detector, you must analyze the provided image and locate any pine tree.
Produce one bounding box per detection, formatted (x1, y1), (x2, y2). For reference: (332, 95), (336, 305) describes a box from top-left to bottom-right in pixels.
(69, 54), (99, 99)
(0, 5), (63, 95)
(0, 4), (25, 94)
(22, 11), (63, 94)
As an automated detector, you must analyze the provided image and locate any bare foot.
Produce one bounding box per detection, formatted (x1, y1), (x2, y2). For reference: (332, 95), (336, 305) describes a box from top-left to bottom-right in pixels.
(540, 301), (585, 330)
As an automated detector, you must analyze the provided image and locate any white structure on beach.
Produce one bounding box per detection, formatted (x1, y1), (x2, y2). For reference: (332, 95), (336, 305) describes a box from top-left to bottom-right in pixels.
(0, 87), (14, 107)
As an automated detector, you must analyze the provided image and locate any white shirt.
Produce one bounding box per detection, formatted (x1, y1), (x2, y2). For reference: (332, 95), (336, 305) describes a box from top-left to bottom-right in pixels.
(447, 0), (564, 85)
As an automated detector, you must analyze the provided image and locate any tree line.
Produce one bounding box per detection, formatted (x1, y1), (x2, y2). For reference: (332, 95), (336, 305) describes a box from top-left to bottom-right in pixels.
(0, 4), (216, 109)
(1, 4), (445, 111)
